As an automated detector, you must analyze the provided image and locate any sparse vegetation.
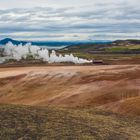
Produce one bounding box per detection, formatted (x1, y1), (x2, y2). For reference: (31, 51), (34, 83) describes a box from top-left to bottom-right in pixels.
(105, 47), (129, 52)
(0, 104), (140, 140)
(58, 41), (140, 64)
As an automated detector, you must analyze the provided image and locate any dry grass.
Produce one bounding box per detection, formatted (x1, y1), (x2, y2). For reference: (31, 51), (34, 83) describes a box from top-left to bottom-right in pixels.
(0, 104), (140, 140)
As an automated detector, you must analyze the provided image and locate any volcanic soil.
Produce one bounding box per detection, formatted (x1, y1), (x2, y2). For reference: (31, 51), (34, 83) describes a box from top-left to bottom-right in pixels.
(0, 65), (140, 116)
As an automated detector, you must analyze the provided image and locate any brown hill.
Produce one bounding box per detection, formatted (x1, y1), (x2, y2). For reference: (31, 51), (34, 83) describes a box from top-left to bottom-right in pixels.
(0, 65), (140, 116)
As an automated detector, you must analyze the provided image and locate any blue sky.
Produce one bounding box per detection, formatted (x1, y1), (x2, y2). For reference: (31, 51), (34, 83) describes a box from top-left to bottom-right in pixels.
(0, 0), (140, 41)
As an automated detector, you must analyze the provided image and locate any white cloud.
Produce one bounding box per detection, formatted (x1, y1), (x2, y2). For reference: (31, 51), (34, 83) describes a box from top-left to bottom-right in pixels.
(0, 0), (140, 40)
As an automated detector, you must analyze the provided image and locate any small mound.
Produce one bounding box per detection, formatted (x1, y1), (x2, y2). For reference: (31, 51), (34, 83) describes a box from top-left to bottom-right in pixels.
(117, 97), (140, 116)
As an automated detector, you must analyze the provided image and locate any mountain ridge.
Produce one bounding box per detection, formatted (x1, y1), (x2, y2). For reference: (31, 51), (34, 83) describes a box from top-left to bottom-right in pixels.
(0, 38), (111, 47)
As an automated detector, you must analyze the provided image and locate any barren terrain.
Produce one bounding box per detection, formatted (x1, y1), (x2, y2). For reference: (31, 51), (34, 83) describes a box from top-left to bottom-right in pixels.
(0, 65), (140, 116)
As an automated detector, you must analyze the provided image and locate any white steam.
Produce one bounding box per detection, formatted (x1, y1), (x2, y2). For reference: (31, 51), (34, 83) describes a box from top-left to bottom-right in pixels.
(1, 42), (92, 64)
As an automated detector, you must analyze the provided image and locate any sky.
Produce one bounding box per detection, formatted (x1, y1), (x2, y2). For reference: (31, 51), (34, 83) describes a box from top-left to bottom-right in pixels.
(0, 0), (140, 41)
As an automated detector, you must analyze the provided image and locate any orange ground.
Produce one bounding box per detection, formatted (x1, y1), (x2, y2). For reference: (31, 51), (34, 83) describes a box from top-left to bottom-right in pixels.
(0, 65), (140, 116)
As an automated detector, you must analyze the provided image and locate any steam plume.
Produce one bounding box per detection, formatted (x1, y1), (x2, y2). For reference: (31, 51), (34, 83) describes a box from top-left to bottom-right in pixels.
(2, 42), (92, 64)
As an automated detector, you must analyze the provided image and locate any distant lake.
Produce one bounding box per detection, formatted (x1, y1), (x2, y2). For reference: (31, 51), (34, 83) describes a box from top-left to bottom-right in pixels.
(40, 45), (66, 50)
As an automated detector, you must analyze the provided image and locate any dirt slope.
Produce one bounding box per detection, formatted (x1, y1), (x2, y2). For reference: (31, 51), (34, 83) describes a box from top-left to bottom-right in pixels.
(0, 65), (140, 116)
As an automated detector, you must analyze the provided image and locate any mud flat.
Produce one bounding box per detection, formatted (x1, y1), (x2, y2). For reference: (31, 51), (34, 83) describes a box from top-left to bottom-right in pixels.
(0, 65), (140, 116)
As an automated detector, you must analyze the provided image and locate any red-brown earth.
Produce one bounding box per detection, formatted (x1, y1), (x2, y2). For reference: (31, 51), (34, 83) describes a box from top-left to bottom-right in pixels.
(0, 65), (139, 116)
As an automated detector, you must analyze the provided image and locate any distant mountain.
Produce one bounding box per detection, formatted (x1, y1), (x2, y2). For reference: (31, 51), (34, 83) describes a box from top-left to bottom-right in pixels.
(0, 38), (75, 46)
(0, 38), (28, 45)
(0, 38), (111, 47)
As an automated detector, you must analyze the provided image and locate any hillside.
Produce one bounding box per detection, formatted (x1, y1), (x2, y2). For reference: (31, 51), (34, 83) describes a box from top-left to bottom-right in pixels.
(60, 39), (140, 54)
(0, 65), (139, 116)
(0, 38), (77, 47)
(58, 39), (140, 65)
(0, 38), (28, 45)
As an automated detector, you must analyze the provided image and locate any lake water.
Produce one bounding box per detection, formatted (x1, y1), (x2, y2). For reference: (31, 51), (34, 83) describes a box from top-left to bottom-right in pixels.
(40, 45), (66, 50)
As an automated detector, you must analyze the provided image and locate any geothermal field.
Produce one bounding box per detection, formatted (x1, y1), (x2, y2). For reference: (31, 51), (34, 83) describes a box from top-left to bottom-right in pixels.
(0, 42), (92, 64)
(0, 43), (140, 139)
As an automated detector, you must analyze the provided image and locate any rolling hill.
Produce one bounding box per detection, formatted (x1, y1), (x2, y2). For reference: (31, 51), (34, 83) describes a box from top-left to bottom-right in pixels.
(61, 39), (140, 54)
(0, 65), (139, 116)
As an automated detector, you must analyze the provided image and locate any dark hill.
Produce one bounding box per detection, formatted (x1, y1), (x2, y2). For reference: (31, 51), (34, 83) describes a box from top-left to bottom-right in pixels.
(113, 39), (140, 45)
(0, 38), (28, 45)
(60, 39), (140, 54)
(0, 38), (78, 46)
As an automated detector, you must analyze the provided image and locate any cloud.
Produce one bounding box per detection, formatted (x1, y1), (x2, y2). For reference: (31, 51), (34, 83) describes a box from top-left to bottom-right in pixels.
(0, 0), (140, 40)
